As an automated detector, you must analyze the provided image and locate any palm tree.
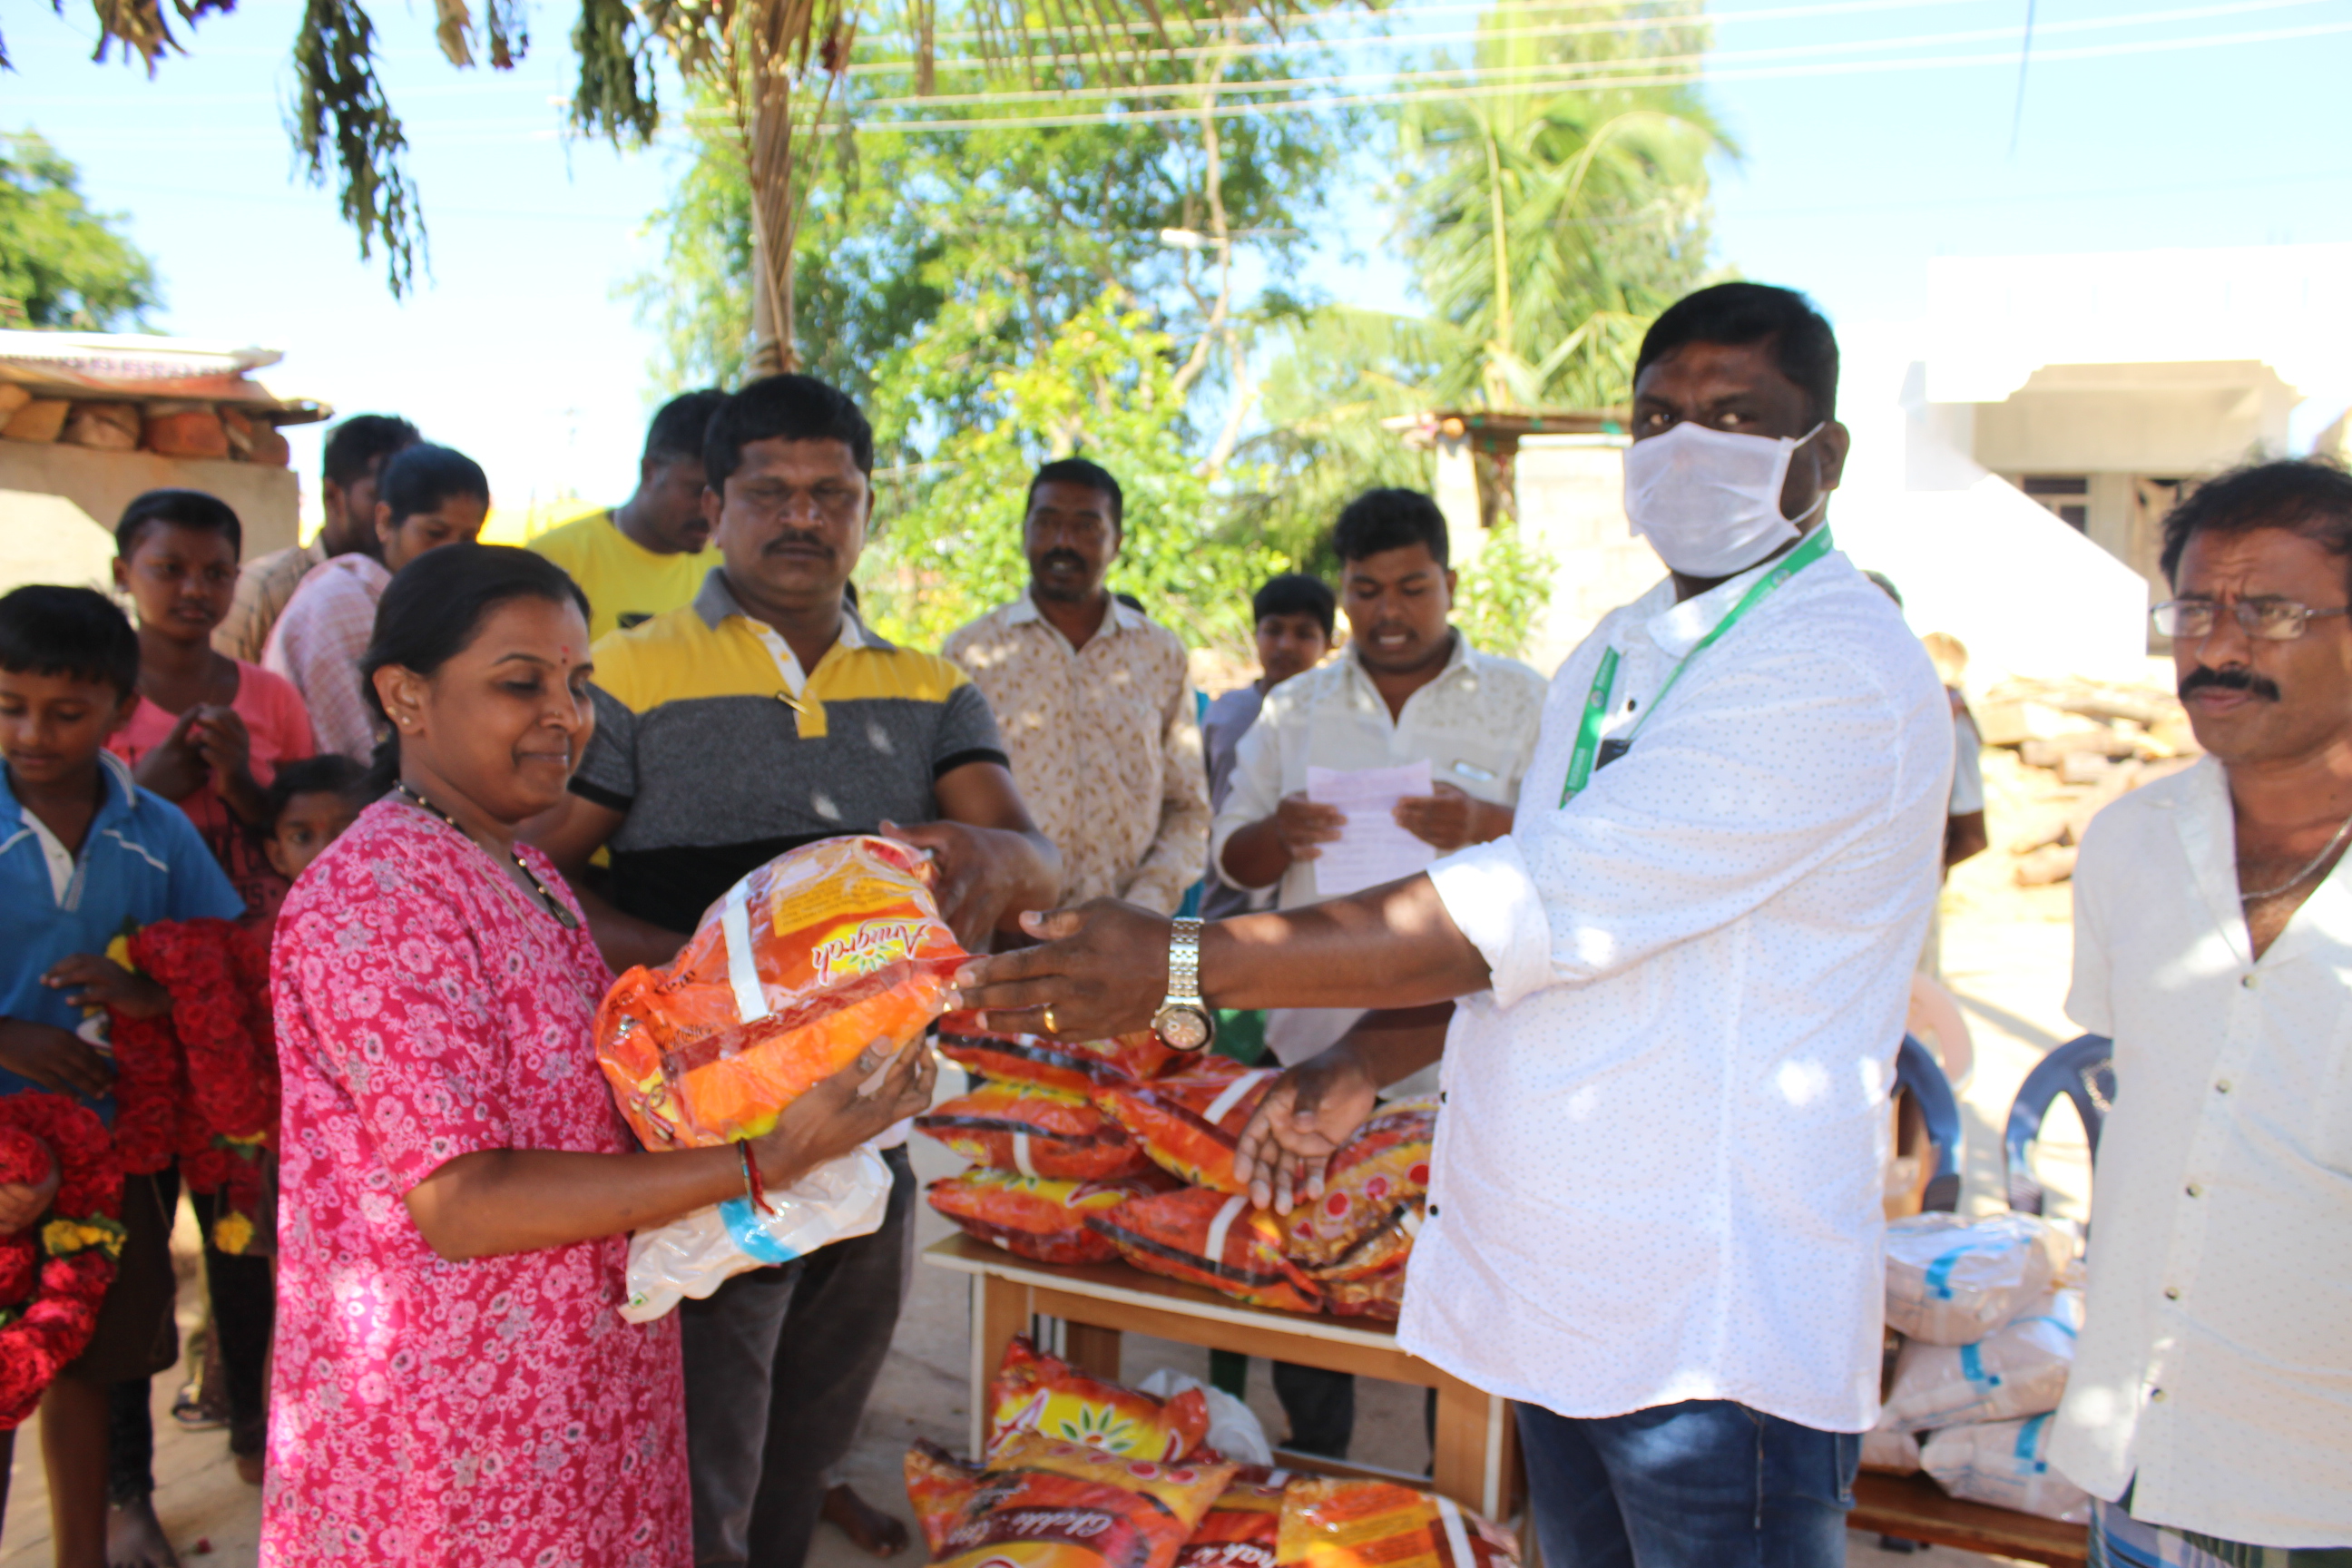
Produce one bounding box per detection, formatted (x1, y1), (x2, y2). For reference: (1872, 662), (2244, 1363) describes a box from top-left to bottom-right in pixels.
(1396, 0), (1730, 410)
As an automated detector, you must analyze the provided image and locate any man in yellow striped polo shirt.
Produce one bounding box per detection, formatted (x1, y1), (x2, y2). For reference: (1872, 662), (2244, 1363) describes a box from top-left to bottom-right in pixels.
(536, 374), (1061, 1568)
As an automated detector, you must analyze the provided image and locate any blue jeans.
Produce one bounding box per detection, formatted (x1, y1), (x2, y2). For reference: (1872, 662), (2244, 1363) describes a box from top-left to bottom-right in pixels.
(1515, 1399), (1859, 1568)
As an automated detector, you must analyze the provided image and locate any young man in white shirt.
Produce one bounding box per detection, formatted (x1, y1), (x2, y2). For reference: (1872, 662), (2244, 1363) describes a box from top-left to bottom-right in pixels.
(1215, 490), (1548, 1073)
(956, 283), (1953, 1568)
(2052, 459), (2352, 1565)
(1214, 495), (1545, 1456)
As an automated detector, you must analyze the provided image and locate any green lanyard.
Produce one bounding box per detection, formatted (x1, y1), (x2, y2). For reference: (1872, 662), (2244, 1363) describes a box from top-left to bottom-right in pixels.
(1559, 527), (1837, 806)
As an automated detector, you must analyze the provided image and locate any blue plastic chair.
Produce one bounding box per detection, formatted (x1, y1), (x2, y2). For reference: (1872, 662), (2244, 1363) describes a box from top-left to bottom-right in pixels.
(2004, 1033), (2114, 1215)
(1895, 1034), (1965, 1213)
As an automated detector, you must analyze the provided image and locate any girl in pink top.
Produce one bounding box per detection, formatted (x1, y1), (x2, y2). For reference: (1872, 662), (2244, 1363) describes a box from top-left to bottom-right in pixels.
(108, 490), (315, 923)
(263, 544), (933, 1566)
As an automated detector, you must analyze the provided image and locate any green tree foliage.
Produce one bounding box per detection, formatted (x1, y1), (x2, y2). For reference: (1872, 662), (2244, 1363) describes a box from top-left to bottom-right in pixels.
(1453, 522), (1557, 660)
(1235, 0), (1728, 652)
(1229, 305), (1446, 573)
(859, 289), (1281, 652)
(0, 132), (160, 329)
(633, 52), (1348, 652)
(1397, 0), (1729, 409)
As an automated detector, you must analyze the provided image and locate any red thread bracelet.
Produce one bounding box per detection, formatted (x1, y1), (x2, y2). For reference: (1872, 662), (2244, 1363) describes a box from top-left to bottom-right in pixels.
(740, 1142), (775, 1215)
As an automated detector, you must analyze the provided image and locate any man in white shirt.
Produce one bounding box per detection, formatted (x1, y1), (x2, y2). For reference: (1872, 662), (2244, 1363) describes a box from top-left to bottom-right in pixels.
(2052, 459), (2352, 1564)
(957, 283), (1953, 1567)
(1215, 489), (1547, 1073)
(1214, 494), (1544, 1455)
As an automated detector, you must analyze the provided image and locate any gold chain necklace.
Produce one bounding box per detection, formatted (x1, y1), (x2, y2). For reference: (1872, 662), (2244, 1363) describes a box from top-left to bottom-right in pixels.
(396, 783), (579, 929)
(2241, 807), (2352, 903)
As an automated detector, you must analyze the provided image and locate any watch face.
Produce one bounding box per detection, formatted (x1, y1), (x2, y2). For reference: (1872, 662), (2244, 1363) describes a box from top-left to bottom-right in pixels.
(1152, 1004), (1214, 1052)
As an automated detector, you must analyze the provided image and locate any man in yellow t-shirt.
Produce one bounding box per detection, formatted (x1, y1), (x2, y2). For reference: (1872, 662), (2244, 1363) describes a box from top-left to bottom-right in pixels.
(529, 388), (730, 640)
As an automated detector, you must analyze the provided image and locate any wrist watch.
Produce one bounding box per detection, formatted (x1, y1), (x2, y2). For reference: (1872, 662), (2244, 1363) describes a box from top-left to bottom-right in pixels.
(1151, 917), (1216, 1052)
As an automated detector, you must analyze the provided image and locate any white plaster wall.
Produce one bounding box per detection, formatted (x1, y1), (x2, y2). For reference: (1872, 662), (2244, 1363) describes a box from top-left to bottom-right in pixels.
(1836, 324), (2152, 684)
(1513, 435), (1656, 677)
(0, 441), (299, 569)
(0, 491), (121, 596)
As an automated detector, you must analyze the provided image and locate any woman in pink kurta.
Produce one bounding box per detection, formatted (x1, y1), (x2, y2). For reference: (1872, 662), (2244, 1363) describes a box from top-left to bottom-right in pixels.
(261, 543), (934, 1567)
(266, 800), (690, 1565)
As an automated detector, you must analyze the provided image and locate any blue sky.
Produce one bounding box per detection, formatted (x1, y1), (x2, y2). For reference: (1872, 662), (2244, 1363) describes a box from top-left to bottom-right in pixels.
(10, 0), (2351, 516)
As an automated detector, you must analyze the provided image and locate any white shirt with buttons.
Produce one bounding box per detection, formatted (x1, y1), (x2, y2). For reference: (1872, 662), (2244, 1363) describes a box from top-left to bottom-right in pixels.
(1211, 631), (1549, 914)
(1213, 632), (1549, 1069)
(1409, 547), (1952, 1432)
(2052, 756), (2352, 1546)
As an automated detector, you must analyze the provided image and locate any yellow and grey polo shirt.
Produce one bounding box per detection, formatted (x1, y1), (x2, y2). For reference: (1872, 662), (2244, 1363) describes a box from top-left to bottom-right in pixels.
(572, 568), (1007, 934)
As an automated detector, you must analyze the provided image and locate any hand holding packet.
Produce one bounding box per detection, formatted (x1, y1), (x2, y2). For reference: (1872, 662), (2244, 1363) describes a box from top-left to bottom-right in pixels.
(596, 837), (965, 1318)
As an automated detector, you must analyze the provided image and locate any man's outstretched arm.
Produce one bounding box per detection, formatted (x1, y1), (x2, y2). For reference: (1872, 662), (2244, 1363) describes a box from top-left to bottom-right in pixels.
(955, 871), (1490, 1041)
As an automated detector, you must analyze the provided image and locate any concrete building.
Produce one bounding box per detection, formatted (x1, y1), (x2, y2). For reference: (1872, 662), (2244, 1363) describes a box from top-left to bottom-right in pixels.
(0, 332), (327, 591)
(1436, 243), (2352, 683)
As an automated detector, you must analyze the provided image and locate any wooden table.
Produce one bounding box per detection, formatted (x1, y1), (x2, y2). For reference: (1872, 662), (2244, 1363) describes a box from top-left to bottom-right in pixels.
(1850, 1471), (2089, 1566)
(926, 1237), (2087, 1565)
(923, 1234), (1521, 1522)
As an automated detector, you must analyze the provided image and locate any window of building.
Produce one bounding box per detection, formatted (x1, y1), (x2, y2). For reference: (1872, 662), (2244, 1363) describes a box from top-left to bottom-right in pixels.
(2020, 475), (2091, 531)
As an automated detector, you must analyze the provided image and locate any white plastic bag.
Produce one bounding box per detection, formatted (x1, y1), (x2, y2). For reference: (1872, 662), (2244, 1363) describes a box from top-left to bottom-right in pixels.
(622, 1145), (891, 1322)
(1137, 1368), (1274, 1466)
(1885, 1212), (2071, 1346)
(1921, 1414), (2092, 1524)
(1860, 1424), (1922, 1475)
(1882, 1289), (2082, 1433)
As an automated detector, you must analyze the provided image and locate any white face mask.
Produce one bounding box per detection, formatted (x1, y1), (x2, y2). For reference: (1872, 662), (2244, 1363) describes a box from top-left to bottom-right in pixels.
(1622, 420), (1828, 578)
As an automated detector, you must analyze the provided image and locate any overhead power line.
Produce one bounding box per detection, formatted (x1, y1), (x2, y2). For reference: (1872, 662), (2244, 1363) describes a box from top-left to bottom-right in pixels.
(839, 0), (1894, 75)
(819, 14), (2352, 130)
(774, 0), (2334, 113)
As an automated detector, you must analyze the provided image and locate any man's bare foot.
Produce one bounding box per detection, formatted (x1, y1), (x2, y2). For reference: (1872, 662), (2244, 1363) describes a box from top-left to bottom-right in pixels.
(106, 1494), (181, 1568)
(823, 1483), (910, 1558)
(235, 1451), (264, 1486)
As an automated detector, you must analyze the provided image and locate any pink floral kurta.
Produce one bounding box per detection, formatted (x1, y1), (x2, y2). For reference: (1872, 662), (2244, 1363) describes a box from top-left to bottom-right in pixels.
(262, 801), (691, 1567)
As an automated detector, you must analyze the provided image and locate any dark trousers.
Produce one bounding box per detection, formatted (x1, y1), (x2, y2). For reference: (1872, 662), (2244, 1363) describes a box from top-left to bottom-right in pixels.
(1515, 1399), (1859, 1568)
(681, 1144), (916, 1568)
(107, 1183), (276, 1502)
(1273, 1363), (1357, 1458)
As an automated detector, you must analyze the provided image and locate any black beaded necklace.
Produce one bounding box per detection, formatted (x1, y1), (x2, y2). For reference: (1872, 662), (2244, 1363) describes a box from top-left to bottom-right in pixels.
(396, 782), (579, 929)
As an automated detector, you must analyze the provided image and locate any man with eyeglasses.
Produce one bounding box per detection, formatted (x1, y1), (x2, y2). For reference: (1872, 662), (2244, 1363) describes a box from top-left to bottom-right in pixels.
(2049, 458), (2352, 1563)
(533, 374), (1061, 1568)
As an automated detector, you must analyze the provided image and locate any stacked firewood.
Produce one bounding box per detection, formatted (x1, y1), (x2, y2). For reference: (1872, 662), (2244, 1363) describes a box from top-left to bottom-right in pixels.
(1975, 677), (2198, 887)
(0, 386), (290, 465)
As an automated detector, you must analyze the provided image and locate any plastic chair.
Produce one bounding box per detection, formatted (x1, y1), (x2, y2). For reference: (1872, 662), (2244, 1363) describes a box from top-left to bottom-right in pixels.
(1895, 1034), (1964, 1214)
(2004, 1033), (2114, 1215)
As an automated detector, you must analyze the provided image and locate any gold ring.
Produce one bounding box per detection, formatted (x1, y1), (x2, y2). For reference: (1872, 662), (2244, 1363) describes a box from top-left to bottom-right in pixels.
(1042, 1005), (1060, 1034)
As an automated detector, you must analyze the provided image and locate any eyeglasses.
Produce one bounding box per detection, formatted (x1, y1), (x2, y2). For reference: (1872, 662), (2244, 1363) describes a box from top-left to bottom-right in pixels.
(2151, 598), (2352, 641)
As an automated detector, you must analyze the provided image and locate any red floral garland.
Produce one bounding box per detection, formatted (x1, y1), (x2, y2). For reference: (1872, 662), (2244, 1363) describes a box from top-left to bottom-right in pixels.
(0, 1093), (125, 1429)
(109, 920), (278, 1250)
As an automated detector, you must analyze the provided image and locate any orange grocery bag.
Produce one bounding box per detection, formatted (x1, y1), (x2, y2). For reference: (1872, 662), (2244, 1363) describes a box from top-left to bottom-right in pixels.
(1275, 1480), (1517, 1568)
(1093, 1061), (1281, 1193)
(985, 1333), (1210, 1462)
(595, 835), (965, 1148)
(929, 1436), (1236, 1568)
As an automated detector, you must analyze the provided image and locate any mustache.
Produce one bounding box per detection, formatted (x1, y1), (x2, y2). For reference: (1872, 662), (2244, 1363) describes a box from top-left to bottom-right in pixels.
(1038, 550), (1087, 572)
(2180, 664), (2282, 702)
(763, 531), (831, 557)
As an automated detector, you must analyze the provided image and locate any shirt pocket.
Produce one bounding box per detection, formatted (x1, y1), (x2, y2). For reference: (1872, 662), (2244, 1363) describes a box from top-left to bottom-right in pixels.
(1432, 734), (1525, 802)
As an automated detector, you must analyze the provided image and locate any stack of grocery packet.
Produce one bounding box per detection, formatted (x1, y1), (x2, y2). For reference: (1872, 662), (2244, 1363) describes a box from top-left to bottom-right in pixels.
(921, 1019), (1436, 1321)
(1866, 1211), (2092, 1524)
(906, 1335), (1515, 1568)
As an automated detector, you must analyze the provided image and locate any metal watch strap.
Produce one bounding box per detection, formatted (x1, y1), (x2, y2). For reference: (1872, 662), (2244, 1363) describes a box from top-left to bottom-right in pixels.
(1167, 916), (1204, 1004)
